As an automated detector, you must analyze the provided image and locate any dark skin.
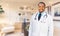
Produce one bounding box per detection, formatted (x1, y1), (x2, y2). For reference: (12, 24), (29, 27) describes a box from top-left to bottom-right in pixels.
(38, 3), (45, 13)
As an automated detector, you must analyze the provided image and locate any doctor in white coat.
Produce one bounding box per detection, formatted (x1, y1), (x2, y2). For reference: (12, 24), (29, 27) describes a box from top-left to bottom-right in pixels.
(29, 2), (54, 36)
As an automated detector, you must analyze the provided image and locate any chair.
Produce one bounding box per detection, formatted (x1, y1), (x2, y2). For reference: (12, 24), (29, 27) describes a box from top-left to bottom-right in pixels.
(0, 23), (15, 36)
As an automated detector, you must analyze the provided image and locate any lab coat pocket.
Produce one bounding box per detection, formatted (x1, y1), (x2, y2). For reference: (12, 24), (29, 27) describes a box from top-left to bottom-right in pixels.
(41, 17), (47, 23)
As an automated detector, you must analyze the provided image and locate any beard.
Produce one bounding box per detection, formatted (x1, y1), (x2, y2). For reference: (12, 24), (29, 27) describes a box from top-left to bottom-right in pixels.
(39, 9), (45, 13)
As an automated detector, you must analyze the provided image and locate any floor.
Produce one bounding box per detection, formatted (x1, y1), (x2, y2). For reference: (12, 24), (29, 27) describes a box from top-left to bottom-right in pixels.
(2, 21), (60, 36)
(6, 32), (24, 36)
(5, 28), (60, 36)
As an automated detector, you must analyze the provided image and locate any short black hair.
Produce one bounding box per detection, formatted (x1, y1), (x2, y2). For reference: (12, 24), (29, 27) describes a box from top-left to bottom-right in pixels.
(38, 2), (46, 6)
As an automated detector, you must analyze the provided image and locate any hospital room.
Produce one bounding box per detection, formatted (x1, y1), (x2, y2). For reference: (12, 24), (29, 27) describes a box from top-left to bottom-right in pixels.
(0, 0), (60, 36)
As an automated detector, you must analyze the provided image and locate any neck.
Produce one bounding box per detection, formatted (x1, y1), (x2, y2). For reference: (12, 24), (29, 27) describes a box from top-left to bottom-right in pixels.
(39, 11), (44, 14)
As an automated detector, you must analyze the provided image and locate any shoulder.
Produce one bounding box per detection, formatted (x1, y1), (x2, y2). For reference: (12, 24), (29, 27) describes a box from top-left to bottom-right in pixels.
(48, 14), (53, 18)
(31, 12), (38, 18)
(47, 14), (53, 21)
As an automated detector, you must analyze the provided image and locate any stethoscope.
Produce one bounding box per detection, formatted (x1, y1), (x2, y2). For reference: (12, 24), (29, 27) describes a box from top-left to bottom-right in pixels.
(34, 13), (48, 20)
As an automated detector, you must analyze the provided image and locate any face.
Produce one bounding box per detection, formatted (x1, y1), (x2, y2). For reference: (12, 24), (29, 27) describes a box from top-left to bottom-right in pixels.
(38, 3), (45, 13)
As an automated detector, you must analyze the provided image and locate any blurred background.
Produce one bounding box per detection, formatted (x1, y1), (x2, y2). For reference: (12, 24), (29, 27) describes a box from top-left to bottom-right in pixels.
(0, 0), (60, 36)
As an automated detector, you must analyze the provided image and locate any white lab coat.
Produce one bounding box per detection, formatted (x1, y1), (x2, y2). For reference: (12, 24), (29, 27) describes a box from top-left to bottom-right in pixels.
(29, 12), (54, 36)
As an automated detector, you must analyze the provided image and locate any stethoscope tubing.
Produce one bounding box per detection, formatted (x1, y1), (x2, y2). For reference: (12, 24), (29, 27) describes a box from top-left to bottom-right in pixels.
(34, 13), (47, 20)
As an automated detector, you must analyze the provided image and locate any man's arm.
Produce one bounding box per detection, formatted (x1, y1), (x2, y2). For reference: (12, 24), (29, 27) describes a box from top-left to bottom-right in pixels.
(28, 17), (33, 36)
(48, 16), (54, 36)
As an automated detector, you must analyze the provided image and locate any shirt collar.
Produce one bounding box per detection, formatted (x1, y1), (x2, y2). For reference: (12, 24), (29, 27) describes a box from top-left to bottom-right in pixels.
(38, 11), (46, 16)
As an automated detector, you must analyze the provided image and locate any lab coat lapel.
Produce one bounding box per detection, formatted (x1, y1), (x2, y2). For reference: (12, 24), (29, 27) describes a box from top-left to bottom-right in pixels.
(38, 12), (47, 23)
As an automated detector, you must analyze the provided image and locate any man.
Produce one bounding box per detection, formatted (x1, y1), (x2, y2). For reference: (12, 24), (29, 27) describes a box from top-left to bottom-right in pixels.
(29, 2), (54, 36)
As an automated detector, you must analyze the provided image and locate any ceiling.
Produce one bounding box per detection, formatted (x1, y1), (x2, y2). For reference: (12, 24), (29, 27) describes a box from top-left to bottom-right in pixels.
(0, 0), (51, 6)
(0, 0), (60, 7)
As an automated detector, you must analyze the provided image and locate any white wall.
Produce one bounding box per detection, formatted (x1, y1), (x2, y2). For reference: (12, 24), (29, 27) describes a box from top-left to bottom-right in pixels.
(0, 3), (20, 25)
